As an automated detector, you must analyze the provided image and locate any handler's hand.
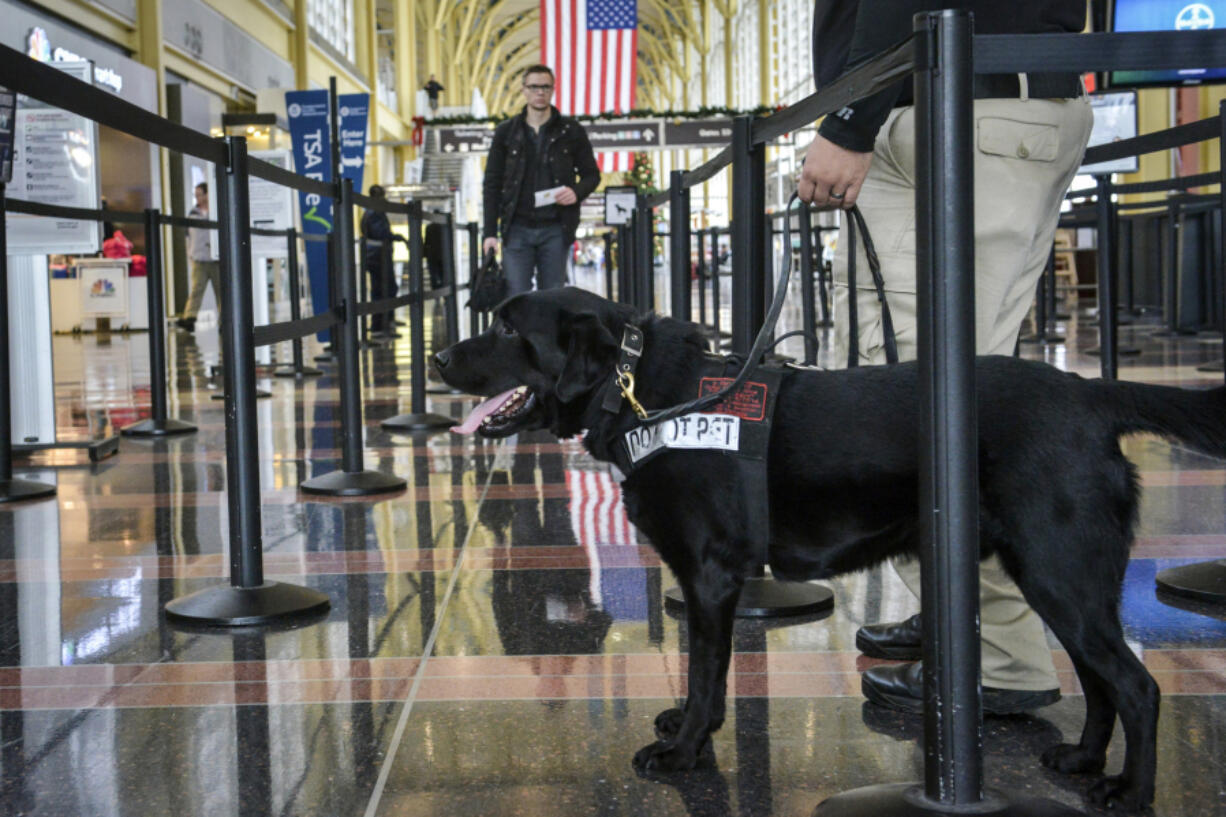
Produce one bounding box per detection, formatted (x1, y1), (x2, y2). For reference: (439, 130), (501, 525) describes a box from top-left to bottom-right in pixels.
(482, 237), (500, 255)
(797, 134), (873, 210)
(554, 186), (578, 206)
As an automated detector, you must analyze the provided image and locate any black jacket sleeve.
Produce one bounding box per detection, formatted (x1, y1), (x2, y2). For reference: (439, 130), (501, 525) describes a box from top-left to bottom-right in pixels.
(571, 126), (601, 202)
(816, 1), (1086, 152)
(482, 124), (508, 239)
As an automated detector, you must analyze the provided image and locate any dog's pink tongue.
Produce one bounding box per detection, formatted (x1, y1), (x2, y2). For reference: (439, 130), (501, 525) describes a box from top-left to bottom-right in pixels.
(451, 388), (518, 434)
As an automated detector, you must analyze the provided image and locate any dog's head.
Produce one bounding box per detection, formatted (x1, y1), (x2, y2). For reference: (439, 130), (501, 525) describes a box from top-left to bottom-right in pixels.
(436, 287), (637, 438)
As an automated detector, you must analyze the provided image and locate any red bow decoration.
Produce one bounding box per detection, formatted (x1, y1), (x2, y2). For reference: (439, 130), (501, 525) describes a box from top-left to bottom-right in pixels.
(411, 116), (426, 148)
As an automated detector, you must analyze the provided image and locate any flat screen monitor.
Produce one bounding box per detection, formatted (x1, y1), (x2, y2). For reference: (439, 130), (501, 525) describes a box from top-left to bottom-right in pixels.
(1110, 0), (1226, 87)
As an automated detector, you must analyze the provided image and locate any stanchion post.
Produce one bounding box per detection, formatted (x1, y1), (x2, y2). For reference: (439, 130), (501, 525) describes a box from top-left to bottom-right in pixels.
(796, 202), (818, 364)
(357, 236), (371, 346)
(668, 170), (691, 320)
(381, 199), (453, 433)
(0, 182), (56, 503)
(467, 221), (480, 336)
(276, 228), (323, 377)
(603, 231), (615, 300)
(633, 194), (654, 313)
(710, 227), (722, 338)
(165, 136), (330, 624)
(299, 178), (407, 495)
(696, 228), (708, 327)
(617, 223), (633, 305)
(443, 212), (460, 347)
(1096, 175), (1118, 380)
(731, 116), (766, 355)
(122, 208), (197, 437)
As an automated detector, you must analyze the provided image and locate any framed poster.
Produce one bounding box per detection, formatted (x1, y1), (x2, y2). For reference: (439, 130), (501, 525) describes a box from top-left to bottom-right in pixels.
(1080, 91), (1140, 176)
(604, 186), (637, 226)
(5, 61), (101, 255)
(249, 149), (296, 258)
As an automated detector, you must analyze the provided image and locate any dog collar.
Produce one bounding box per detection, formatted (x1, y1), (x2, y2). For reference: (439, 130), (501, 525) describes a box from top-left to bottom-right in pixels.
(601, 325), (646, 417)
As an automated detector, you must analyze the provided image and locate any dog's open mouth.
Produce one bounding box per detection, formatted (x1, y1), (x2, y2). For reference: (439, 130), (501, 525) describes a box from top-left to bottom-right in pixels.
(451, 385), (539, 437)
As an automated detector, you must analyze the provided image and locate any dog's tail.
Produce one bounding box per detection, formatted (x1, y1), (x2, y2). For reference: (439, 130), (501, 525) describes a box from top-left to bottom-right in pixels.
(1106, 380), (1226, 459)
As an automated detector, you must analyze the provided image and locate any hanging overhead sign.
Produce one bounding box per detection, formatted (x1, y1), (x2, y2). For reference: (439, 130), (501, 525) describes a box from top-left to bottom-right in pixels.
(438, 126), (494, 153)
(425, 117), (735, 155)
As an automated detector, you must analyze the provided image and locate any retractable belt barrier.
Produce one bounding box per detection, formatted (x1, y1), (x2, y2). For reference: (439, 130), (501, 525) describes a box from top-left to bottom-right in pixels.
(0, 38), (473, 627)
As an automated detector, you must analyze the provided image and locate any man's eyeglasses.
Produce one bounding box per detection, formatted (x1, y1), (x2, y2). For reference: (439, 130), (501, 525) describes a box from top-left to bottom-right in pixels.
(524, 84), (554, 93)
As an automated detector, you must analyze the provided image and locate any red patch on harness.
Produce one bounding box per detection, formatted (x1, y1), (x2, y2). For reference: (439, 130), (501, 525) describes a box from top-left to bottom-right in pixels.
(699, 378), (769, 421)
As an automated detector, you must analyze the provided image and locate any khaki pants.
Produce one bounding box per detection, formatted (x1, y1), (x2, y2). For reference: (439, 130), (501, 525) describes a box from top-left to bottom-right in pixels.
(183, 259), (222, 320)
(833, 95), (1093, 690)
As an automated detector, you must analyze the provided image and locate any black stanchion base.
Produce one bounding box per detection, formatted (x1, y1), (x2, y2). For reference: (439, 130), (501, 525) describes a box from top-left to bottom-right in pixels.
(1196, 359), (1224, 373)
(0, 478), (57, 504)
(211, 389), (272, 401)
(300, 469), (407, 497)
(1085, 346), (1142, 357)
(314, 354), (337, 364)
(274, 365), (324, 378)
(1155, 560), (1226, 604)
(121, 418), (198, 437)
(164, 581), (331, 626)
(812, 783), (1082, 817)
(664, 576), (834, 618)
(381, 412), (455, 433)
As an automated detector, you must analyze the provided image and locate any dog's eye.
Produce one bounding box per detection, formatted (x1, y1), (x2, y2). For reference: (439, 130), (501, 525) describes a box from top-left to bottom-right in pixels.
(498, 323), (518, 337)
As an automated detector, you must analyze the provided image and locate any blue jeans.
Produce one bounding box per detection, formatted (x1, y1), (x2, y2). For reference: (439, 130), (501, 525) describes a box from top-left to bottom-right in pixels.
(502, 223), (568, 295)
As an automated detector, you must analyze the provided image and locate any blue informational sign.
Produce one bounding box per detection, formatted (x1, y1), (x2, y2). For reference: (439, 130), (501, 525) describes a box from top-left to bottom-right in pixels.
(285, 89), (369, 341)
(1112, 0), (1226, 85)
(286, 89), (334, 340)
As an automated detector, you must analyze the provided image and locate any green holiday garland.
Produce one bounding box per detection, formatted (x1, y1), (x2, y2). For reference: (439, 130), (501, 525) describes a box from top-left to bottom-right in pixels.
(424, 104), (779, 127)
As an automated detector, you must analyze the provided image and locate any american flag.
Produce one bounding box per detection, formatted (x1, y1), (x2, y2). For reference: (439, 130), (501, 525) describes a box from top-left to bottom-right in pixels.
(541, 0), (638, 172)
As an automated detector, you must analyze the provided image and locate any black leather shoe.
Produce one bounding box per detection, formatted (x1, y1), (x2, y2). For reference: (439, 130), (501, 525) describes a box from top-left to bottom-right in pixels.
(862, 661), (1061, 715)
(855, 613), (923, 660)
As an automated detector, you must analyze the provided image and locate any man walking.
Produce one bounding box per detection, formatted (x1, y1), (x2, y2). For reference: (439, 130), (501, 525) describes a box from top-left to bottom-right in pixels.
(178, 182), (220, 332)
(482, 65), (601, 295)
(423, 74), (444, 114)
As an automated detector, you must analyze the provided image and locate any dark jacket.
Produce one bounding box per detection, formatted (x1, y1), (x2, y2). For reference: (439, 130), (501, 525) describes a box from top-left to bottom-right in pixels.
(360, 208), (396, 268)
(482, 106), (601, 244)
(816, 0), (1086, 152)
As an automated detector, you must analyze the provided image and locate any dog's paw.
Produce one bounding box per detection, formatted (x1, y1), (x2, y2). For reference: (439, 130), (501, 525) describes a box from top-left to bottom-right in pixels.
(654, 708), (685, 741)
(1040, 742), (1106, 775)
(633, 740), (702, 774)
(1087, 775), (1154, 812)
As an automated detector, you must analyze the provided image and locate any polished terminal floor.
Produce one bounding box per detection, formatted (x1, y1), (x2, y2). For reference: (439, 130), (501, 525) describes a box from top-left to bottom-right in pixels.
(4, 271), (1226, 817)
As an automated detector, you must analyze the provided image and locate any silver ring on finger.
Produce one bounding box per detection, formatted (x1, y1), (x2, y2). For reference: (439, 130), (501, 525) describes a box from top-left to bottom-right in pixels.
(829, 191), (845, 200)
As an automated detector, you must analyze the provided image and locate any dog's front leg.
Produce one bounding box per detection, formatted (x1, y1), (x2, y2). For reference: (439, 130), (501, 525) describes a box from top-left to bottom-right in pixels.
(634, 566), (743, 773)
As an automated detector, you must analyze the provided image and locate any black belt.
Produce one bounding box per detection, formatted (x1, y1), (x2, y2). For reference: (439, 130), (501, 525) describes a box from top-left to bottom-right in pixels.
(973, 72), (1082, 100)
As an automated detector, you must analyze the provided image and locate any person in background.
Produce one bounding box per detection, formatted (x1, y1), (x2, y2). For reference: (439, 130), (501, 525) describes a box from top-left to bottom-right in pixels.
(178, 182), (220, 332)
(423, 74), (444, 114)
(797, 0), (1093, 716)
(360, 184), (408, 335)
(481, 64), (600, 295)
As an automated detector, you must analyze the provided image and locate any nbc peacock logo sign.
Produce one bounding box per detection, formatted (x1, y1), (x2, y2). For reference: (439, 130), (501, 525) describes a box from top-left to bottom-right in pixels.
(90, 278), (116, 297)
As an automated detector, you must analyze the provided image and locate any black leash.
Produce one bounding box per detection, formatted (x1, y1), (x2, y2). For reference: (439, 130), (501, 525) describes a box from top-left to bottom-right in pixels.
(846, 205), (898, 367)
(626, 196), (897, 427)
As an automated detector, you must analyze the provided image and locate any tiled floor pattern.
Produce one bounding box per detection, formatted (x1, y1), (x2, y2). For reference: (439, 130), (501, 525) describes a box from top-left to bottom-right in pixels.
(3, 273), (1226, 816)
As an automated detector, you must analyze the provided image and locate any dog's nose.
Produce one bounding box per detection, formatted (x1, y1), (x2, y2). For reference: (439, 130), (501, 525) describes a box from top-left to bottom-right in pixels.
(434, 350), (451, 369)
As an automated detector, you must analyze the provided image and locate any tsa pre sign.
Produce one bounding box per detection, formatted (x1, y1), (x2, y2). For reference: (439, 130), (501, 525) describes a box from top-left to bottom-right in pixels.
(286, 89), (333, 340)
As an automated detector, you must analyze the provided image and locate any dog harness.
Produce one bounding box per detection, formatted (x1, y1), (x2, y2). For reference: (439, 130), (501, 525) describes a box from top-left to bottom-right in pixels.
(603, 329), (783, 565)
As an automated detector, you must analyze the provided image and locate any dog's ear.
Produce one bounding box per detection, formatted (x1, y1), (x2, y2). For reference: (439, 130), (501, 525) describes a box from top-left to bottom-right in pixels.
(555, 311), (618, 404)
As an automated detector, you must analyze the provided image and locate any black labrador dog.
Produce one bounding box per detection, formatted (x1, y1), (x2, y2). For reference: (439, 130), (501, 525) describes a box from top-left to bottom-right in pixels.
(437, 286), (1226, 811)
